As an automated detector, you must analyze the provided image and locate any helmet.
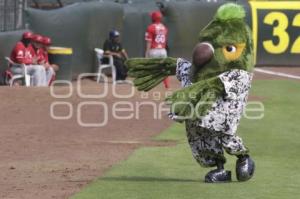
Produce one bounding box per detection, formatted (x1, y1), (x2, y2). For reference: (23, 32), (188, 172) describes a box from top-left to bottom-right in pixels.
(42, 36), (52, 45)
(109, 30), (120, 39)
(151, 11), (162, 23)
(32, 34), (44, 43)
(22, 32), (34, 40)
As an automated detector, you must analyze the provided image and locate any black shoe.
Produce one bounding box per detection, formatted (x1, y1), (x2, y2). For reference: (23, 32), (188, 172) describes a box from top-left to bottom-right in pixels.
(204, 169), (232, 183)
(236, 155), (255, 182)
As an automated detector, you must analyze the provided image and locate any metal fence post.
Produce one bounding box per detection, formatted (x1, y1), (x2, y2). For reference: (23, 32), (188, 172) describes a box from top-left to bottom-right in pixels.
(3, 0), (7, 31)
(0, 0), (25, 32)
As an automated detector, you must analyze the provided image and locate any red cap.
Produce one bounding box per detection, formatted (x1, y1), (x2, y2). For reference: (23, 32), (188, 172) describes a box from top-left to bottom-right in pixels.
(151, 11), (162, 23)
(42, 36), (52, 45)
(22, 32), (34, 39)
(32, 34), (44, 43)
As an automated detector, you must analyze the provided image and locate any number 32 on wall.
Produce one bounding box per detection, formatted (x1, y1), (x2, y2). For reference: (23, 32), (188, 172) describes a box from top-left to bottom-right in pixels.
(263, 12), (300, 54)
(250, 1), (300, 61)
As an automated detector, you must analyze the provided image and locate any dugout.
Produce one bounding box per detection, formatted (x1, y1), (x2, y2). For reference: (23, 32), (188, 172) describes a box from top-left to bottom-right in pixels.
(25, 1), (124, 79)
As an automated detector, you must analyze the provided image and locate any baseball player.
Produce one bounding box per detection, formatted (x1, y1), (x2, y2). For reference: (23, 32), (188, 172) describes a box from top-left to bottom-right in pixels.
(145, 10), (170, 89)
(10, 32), (47, 86)
(42, 36), (59, 85)
(32, 35), (58, 86)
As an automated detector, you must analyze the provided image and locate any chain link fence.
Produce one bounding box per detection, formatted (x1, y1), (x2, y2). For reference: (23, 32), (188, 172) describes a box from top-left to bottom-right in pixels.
(0, 0), (220, 32)
(0, 0), (25, 32)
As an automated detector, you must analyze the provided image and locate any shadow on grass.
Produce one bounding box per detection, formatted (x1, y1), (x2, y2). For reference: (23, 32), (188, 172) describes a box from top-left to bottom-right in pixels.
(101, 176), (244, 184)
(101, 176), (200, 183)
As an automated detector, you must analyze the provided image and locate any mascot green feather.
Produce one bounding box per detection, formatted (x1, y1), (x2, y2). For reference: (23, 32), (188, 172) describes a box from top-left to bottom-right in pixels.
(126, 3), (255, 183)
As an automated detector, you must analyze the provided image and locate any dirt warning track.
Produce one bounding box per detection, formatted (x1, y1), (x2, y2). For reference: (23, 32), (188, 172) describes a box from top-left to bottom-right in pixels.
(0, 79), (176, 199)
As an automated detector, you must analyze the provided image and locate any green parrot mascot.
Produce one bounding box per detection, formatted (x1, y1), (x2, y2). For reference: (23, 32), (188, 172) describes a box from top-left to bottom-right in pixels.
(126, 3), (255, 183)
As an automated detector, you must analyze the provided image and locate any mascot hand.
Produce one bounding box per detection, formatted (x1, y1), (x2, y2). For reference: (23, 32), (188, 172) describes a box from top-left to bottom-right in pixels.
(166, 76), (224, 120)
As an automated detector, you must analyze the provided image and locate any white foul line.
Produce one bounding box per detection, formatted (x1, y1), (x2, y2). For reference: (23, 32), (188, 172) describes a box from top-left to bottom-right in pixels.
(254, 68), (300, 80)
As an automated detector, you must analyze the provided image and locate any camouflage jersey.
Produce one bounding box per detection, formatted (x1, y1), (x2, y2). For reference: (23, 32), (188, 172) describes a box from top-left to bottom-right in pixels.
(169, 58), (253, 135)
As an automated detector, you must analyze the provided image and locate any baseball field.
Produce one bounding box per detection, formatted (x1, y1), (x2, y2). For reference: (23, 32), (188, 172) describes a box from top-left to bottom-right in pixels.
(1, 67), (300, 199)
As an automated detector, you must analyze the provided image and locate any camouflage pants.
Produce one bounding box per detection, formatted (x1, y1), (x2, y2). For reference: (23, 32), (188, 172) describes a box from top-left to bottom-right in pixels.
(186, 121), (248, 167)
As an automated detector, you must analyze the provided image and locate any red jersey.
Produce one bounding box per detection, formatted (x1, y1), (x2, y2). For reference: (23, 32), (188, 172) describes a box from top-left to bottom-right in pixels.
(36, 48), (49, 64)
(27, 44), (36, 60)
(145, 23), (168, 49)
(10, 42), (35, 65)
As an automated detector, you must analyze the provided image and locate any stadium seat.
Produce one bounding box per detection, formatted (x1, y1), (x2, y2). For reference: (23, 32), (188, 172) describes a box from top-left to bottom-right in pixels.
(5, 57), (31, 87)
(94, 48), (116, 85)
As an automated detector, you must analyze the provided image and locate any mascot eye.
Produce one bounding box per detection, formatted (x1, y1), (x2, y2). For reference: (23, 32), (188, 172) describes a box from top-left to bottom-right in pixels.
(226, 45), (237, 53)
(222, 43), (246, 61)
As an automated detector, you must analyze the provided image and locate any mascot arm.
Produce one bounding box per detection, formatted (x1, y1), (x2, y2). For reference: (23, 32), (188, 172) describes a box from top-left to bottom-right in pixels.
(125, 57), (177, 91)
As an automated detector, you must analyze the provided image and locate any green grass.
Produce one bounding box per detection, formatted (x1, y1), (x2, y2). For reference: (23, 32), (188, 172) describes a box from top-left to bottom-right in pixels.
(71, 80), (300, 199)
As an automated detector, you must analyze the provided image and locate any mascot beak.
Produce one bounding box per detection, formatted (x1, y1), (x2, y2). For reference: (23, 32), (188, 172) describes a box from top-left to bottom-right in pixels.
(192, 42), (214, 69)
